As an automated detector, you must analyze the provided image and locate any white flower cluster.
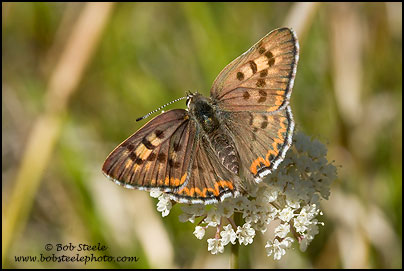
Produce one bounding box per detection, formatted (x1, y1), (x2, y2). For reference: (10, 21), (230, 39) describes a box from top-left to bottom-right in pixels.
(150, 132), (337, 260)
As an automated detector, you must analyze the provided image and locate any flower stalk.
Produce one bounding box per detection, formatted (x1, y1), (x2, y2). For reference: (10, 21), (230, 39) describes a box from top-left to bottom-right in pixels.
(230, 212), (242, 269)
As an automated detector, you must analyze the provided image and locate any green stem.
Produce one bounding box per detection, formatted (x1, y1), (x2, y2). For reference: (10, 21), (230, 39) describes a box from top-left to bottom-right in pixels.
(230, 212), (242, 269)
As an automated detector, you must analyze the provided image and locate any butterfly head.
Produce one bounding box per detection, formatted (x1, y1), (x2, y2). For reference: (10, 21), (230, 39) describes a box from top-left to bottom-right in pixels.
(185, 91), (199, 108)
(186, 92), (220, 133)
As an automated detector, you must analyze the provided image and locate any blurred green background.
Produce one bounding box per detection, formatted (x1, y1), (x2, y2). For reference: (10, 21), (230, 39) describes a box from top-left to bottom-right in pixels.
(2, 2), (402, 268)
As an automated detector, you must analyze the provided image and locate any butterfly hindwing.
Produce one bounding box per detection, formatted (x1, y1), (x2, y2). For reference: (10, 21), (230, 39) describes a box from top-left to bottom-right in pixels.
(211, 27), (299, 113)
(102, 109), (196, 192)
(168, 131), (240, 204)
(224, 106), (294, 181)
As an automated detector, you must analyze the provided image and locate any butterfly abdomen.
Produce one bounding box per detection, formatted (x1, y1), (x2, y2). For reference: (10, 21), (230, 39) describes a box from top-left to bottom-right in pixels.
(211, 132), (239, 175)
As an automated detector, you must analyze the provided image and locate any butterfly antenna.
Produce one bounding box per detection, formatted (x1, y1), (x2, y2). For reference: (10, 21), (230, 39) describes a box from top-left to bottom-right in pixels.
(136, 96), (188, 122)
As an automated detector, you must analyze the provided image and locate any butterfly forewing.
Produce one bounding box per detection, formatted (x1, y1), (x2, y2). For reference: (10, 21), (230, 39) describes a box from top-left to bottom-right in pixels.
(102, 109), (196, 191)
(211, 27), (298, 113)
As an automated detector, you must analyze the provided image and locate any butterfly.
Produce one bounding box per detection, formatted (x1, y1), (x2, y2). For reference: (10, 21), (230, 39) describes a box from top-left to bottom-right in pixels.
(102, 27), (299, 204)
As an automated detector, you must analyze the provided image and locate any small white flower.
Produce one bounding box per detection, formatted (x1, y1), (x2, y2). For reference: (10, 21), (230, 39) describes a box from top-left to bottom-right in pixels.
(265, 239), (285, 260)
(299, 238), (309, 252)
(306, 204), (320, 220)
(217, 201), (235, 218)
(299, 223), (320, 251)
(308, 138), (327, 158)
(294, 207), (310, 233)
(179, 212), (195, 223)
(307, 221), (320, 236)
(207, 238), (224, 254)
(220, 224), (237, 245)
(310, 194), (320, 205)
(236, 223), (255, 245)
(262, 205), (278, 223)
(265, 237), (294, 260)
(242, 200), (260, 224)
(260, 187), (279, 203)
(323, 163), (337, 180)
(265, 240), (274, 257)
(204, 208), (221, 227)
(156, 194), (172, 217)
(286, 198), (300, 209)
(294, 216), (308, 233)
(279, 206), (295, 222)
(274, 223), (290, 238)
(233, 196), (250, 211)
(149, 190), (162, 198)
(181, 204), (206, 217)
(193, 226), (205, 240)
(178, 204), (206, 223)
(281, 237), (294, 248)
(252, 220), (268, 234)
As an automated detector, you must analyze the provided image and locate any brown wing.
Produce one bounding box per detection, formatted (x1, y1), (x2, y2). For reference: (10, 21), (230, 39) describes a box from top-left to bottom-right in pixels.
(211, 27), (299, 112)
(223, 106), (294, 182)
(167, 131), (241, 204)
(102, 109), (196, 192)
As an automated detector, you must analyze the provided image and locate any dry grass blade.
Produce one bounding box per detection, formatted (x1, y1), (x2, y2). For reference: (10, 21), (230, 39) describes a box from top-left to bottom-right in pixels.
(2, 2), (115, 264)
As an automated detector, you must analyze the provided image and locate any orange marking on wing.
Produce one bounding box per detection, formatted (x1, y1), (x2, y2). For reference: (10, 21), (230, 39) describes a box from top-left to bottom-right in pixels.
(124, 160), (132, 169)
(274, 136), (284, 144)
(201, 188), (207, 197)
(275, 96), (284, 106)
(194, 187), (203, 197)
(189, 188), (195, 196)
(272, 142), (279, 153)
(265, 148), (278, 162)
(224, 181), (234, 190)
(279, 117), (287, 129)
(170, 177), (177, 186)
(217, 180), (233, 191)
(177, 186), (201, 197)
(180, 173), (187, 185)
(267, 105), (279, 112)
(145, 133), (163, 147)
(250, 157), (270, 175)
(131, 161), (141, 173)
(214, 182), (221, 195)
(135, 144), (152, 160)
(176, 180), (232, 199)
(207, 187), (219, 196)
(154, 173), (187, 189)
(172, 173), (188, 187)
(276, 132), (284, 141)
(179, 187), (189, 196)
(278, 127), (287, 140)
